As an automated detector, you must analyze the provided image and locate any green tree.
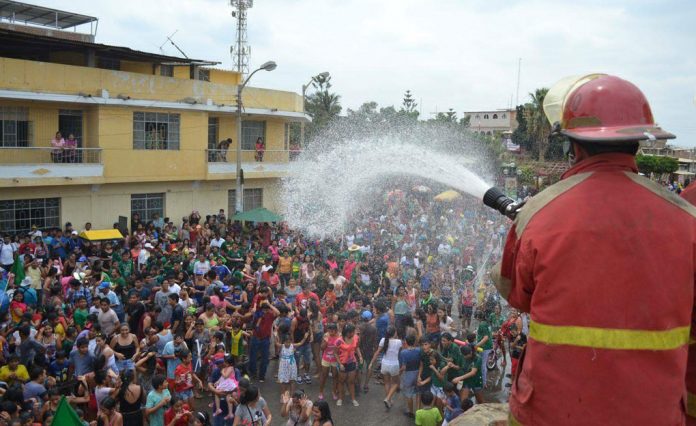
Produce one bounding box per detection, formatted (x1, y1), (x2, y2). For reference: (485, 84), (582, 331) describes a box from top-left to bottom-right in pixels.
(401, 90), (419, 120)
(433, 108), (457, 123)
(655, 156), (679, 175)
(636, 154), (657, 175)
(304, 73), (342, 140)
(527, 88), (551, 162)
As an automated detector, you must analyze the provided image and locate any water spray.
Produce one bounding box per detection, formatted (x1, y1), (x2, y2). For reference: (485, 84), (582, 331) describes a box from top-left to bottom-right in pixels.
(482, 187), (524, 220)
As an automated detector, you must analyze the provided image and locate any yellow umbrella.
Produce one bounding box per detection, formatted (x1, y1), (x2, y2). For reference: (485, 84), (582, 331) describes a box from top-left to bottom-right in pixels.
(434, 190), (461, 202)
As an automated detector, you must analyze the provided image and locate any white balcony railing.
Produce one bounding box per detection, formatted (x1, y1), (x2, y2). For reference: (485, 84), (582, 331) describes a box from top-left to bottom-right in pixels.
(0, 147), (102, 164)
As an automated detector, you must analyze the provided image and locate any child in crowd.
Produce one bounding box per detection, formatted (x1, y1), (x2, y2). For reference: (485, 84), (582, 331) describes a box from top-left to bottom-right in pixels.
(212, 357), (238, 419)
(277, 331), (310, 399)
(415, 390), (442, 426)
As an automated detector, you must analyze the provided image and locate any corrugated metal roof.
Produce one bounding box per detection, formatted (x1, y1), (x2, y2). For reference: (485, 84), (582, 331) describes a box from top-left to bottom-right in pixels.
(0, 0), (96, 29)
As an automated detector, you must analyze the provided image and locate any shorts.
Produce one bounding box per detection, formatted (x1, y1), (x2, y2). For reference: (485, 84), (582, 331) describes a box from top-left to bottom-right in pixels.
(177, 389), (194, 401)
(116, 359), (135, 372)
(294, 343), (312, 366)
(459, 305), (473, 318)
(431, 385), (445, 400)
(400, 370), (419, 398)
(321, 359), (338, 368)
(341, 362), (357, 373)
(380, 362), (400, 376)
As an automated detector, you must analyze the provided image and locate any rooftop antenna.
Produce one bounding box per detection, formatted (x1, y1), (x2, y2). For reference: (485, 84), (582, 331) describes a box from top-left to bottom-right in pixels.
(515, 57), (521, 106)
(230, 0), (253, 76)
(159, 30), (189, 59)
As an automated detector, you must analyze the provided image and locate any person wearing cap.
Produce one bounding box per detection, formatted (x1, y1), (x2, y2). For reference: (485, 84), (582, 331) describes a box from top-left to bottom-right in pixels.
(492, 74), (696, 425)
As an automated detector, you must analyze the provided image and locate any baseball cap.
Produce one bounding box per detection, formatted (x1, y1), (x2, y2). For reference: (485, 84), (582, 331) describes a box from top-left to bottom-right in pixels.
(361, 310), (373, 321)
(99, 281), (111, 289)
(144, 243), (154, 249)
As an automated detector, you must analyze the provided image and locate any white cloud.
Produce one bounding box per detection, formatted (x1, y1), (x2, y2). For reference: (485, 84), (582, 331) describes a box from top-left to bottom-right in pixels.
(33, 0), (696, 146)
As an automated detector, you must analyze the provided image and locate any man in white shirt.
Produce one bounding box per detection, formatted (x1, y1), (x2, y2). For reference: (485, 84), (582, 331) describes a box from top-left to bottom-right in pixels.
(0, 235), (15, 270)
(210, 232), (225, 249)
(329, 269), (347, 298)
(138, 243), (152, 270)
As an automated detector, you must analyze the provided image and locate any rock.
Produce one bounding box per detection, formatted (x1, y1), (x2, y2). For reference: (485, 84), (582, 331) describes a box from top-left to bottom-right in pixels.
(449, 403), (509, 426)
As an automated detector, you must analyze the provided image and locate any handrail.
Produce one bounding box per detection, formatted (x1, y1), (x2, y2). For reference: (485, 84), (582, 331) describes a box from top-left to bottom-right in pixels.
(206, 148), (302, 163)
(0, 147), (102, 164)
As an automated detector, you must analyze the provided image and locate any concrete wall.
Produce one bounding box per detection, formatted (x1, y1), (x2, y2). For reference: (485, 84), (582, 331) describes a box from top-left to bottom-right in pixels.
(0, 178), (283, 230)
(0, 57), (302, 110)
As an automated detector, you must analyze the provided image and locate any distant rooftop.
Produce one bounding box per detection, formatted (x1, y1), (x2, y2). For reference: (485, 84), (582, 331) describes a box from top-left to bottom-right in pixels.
(0, 0), (97, 31)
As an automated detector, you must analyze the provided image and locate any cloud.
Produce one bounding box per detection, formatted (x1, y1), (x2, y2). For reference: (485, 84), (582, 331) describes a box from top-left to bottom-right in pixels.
(34, 0), (696, 146)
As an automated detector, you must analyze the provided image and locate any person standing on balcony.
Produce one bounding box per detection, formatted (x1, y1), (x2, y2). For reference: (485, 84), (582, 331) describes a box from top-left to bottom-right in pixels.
(64, 134), (78, 163)
(255, 137), (265, 162)
(50, 131), (65, 163)
(217, 138), (232, 162)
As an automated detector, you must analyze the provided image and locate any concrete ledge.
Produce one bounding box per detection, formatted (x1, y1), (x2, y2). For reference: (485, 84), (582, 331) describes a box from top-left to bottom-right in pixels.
(450, 403), (509, 426)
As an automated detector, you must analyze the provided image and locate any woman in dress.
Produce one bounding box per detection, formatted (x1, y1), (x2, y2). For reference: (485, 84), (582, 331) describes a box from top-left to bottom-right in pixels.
(116, 370), (144, 426)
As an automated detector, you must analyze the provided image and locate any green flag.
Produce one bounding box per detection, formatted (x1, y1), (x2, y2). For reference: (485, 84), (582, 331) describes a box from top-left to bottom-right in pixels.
(51, 396), (83, 426)
(10, 257), (23, 286)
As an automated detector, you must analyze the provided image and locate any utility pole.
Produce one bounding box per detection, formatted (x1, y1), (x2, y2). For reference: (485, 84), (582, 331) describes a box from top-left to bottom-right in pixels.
(515, 57), (522, 106)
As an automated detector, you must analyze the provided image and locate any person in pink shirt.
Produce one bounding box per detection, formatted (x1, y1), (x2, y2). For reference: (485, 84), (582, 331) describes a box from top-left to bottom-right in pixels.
(64, 133), (78, 163)
(51, 131), (65, 163)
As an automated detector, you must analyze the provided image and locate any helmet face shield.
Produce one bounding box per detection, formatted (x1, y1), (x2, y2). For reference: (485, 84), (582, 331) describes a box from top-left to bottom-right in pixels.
(543, 74), (607, 129)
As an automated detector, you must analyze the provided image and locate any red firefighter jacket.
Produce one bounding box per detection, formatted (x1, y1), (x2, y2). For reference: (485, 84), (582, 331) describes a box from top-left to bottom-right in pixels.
(494, 153), (696, 426)
(681, 184), (696, 425)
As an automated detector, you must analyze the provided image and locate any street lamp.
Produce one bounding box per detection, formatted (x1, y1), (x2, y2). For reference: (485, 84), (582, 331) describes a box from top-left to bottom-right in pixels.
(300, 71), (329, 148)
(235, 60), (277, 213)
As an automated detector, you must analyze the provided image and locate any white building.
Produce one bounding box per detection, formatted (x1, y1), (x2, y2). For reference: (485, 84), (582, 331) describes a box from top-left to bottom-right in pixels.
(463, 109), (518, 136)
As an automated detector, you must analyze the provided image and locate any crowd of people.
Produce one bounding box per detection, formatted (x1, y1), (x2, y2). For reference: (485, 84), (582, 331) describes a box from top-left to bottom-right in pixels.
(0, 186), (523, 426)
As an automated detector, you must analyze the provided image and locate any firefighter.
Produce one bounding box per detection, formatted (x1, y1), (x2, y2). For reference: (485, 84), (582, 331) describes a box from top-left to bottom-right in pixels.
(493, 74), (696, 425)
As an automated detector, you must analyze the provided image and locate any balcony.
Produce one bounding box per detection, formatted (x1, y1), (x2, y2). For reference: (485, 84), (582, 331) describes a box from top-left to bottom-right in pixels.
(0, 147), (103, 179)
(206, 149), (301, 177)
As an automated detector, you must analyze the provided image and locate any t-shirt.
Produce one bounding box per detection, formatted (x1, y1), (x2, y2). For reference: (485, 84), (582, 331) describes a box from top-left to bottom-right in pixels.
(398, 347), (421, 371)
(145, 389), (171, 426)
(174, 362), (194, 392)
(511, 333), (527, 359)
(0, 365), (29, 383)
(69, 350), (94, 377)
(415, 407), (442, 426)
(73, 308), (89, 328)
(378, 337), (402, 366)
(163, 341), (183, 379)
(477, 321), (493, 350)
(461, 355), (483, 389)
(376, 313), (390, 341)
(336, 335), (359, 364)
(444, 393), (462, 421)
(234, 398), (268, 426)
(252, 310), (277, 340)
(97, 308), (119, 336)
(23, 381), (47, 401)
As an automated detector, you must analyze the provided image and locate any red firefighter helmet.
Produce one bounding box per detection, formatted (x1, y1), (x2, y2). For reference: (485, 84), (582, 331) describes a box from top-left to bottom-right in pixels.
(545, 74), (674, 142)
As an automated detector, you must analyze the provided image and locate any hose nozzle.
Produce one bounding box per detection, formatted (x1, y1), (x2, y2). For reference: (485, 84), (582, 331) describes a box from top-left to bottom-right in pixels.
(483, 187), (523, 220)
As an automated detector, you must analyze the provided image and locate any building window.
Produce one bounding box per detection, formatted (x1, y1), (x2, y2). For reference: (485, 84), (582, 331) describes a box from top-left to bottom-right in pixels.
(131, 193), (165, 223)
(0, 106), (31, 147)
(208, 117), (219, 161)
(160, 65), (174, 77)
(483, 114), (489, 119)
(492, 114), (498, 119)
(0, 198), (60, 235)
(242, 121), (266, 150)
(59, 110), (83, 147)
(97, 57), (120, 70)
(502, 113), (507, 119)
(197, 69), (211, 82)
(133, 112), (180, 150)
(228, 188), (263, 213)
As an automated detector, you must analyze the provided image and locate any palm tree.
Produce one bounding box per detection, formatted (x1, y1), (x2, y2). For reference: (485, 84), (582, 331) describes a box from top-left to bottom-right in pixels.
(527, 88), (551, 161)
(305, 73), (342, 129)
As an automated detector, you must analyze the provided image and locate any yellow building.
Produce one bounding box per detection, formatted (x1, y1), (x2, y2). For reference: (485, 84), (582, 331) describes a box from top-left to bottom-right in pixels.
(0, 2), (307, 234)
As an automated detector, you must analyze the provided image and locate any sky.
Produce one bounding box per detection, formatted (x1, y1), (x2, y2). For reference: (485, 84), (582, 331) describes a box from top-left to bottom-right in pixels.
(36, 0), (696, 146)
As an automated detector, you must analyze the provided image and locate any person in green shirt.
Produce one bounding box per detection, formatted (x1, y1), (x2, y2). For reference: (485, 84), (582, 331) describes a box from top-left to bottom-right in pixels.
(451, 344), (484, 404)
(439, 333), (463, 381)
(73, 297), (89, 329)
(476, 312), (493, 388)
(415, 391), (443, 426)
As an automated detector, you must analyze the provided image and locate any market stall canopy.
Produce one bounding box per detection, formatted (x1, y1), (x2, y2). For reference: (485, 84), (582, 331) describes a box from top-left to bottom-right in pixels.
(434, 190), (462, 202)
(232, 207), (283, 223)
(78, 229), (124, 241)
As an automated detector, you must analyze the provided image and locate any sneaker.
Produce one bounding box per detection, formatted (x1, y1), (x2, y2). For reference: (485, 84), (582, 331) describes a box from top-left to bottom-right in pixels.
(383, 400), (390, 409)
(332, 393), (338, 401)
(259, 378), (265, 383)
(336, 399), (342, 406)
(352, 400), (360, 407)
(318, 393), (324, 400)
(304, 374), (312, 384)
(296, 376), (304, 384)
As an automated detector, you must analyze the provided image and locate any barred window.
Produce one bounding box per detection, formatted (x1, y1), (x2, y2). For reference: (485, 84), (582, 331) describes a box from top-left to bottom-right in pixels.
(133, 112), (180, 150)
(0, 106), (32, 147)
(228, 188), (263, 213)
(160, 65), (174, 77)
(131, 193), (165, 222)
(0, 198), (60, 235)
(242, 121), (265, 150)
